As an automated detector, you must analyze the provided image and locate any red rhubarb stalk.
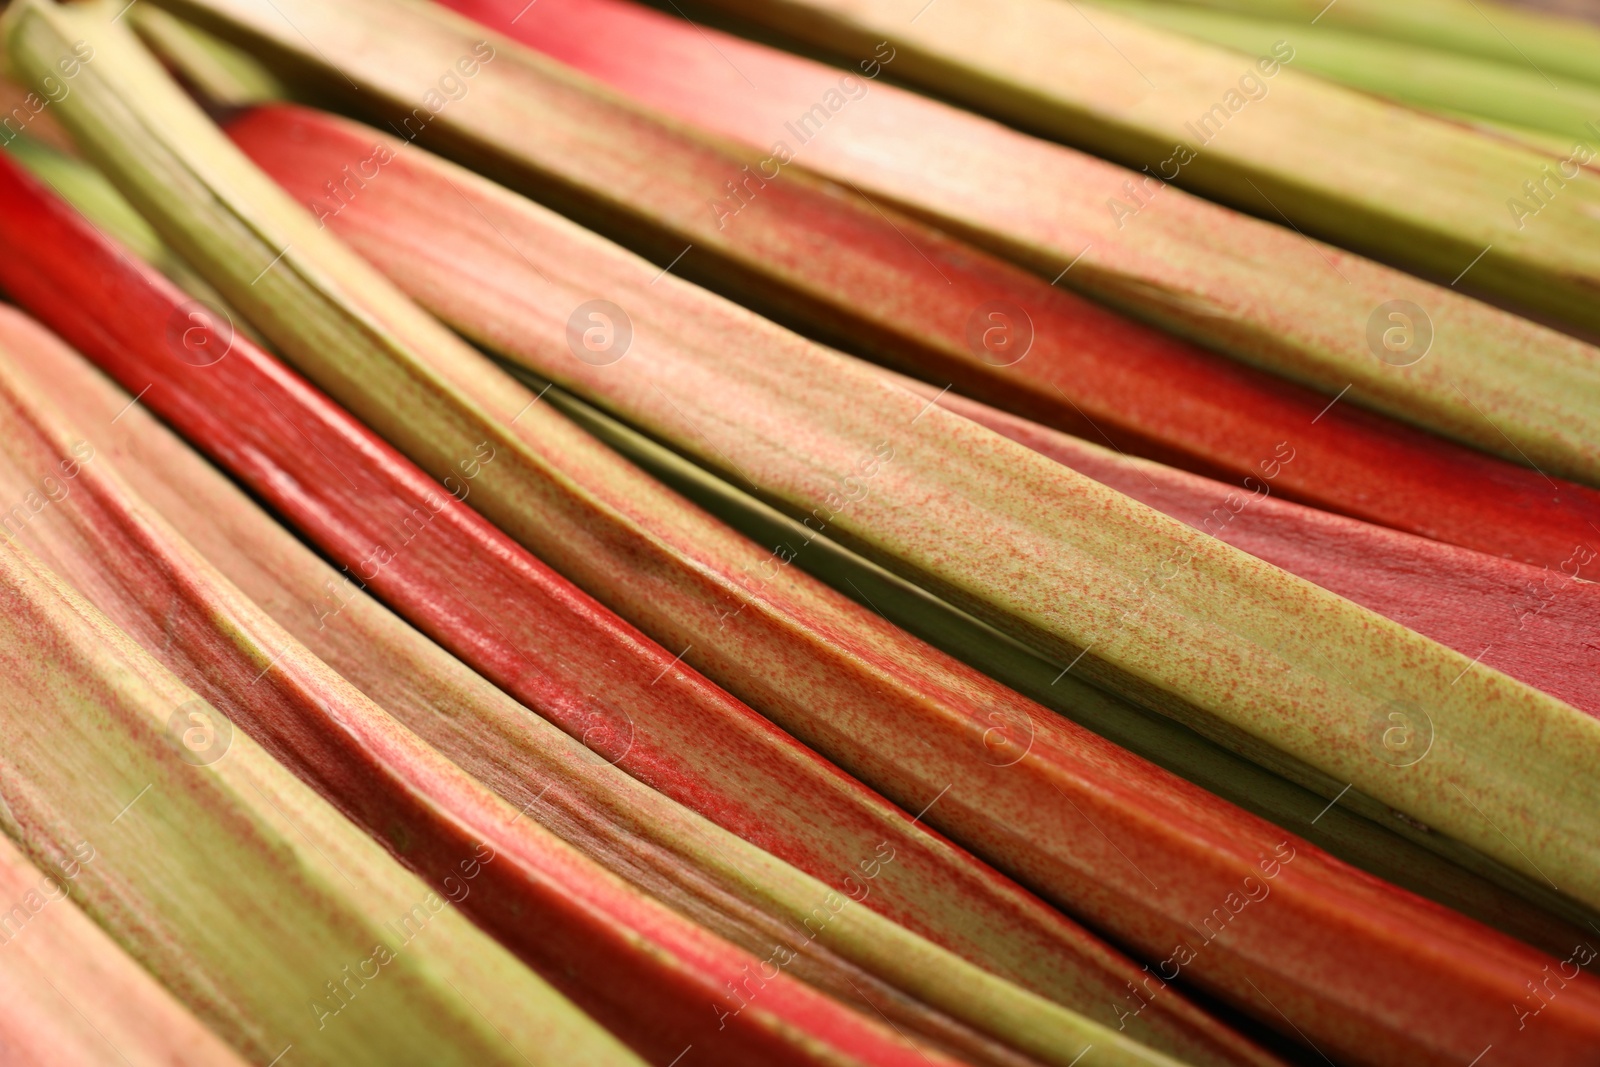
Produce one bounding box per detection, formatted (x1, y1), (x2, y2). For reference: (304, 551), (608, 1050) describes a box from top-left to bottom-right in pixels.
(0, 151), (1263, 1067)
(886, 373), (1600, 718)
(0, 534), (643, 1067)
(0, 309), (1007, 1067)
(437, 0), (1600, 570)
(203, 103), (1600, 1066)
(598, 0), (1600, 389)
(21, 9), (1600, 1059)
(28, 310), (1203, 1067)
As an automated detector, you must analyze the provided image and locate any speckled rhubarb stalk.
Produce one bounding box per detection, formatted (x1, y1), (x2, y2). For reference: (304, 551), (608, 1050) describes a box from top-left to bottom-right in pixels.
(20, 9), (1600, 1063)
(14, 149), (1598, 1067)
(0, 134), (1260, 1067)
(0, 310), (1020, 1067)
(0, 831), (248, 1067)
(146, 0), (1600, 565)
(218, 99), (1600, 929)
(882, 373), (1600, 718)
(422, 0), (1600, 492)
(26, 313), (1204, 1067)
(0, 536), (638, 1067)
(534, 371), (1597, 958)
(681, 0), (1600, 340)
(0, 284), (1202, 1067)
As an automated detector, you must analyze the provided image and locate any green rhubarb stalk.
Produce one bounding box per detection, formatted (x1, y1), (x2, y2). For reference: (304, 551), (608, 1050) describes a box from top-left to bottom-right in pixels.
(147, 0), (1600, 540)
(0, 303), (1184, 1067)
(222, 94), (1600, 921)
(0, 310), (1038, 1067)
(1122, 0), (1600, 89)
(0, 29), (1275, 1067)
(1086, 0), (1600, 149)
(0, 533), (637, 1066)
(0, 831), (249, 1067)
(0, 71), (73, 152)
(21, 8), (1600, 1063)
(2, 135), (166, 263)
(2, 134), (242, 316)
(127, 3), (286, 108)
(680, 0), (1600, 341)
(532, 373), (1600, 958)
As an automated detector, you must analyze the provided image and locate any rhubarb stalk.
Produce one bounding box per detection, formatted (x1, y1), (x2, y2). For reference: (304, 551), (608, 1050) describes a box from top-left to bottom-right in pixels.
(1085, 0), (1600, 147)
(212, 99), (1600, 926)
(0, 121), (1267, 1067)
(533, 373), (1596, 958)
(1100, 0), (1600, 88)
(674, 0), (1600, 340)
(151, 0), (1600, 568)
(0, 831), (249, 1067)
(0, 539), (640, 1066)
(12, 17), (1600, 1061)
(881, 372), (1600, 719)
(424, 0), (1600, 511)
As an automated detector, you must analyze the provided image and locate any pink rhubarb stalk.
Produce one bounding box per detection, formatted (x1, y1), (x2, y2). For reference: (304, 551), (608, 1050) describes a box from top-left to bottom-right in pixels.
(439, 0), (1600, 569)
(887, 373), (1600, 718)
(0, 306), (1009, 1067)
(0, 831), (248, 1067)
(200, 102), (1600, 1066)
(0, 150), (1260, 1067)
